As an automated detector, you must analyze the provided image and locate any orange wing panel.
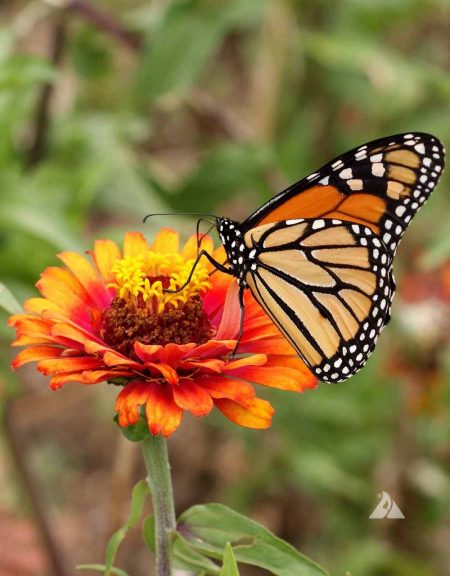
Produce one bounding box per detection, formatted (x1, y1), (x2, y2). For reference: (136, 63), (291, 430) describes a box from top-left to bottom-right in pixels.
(257, 185), (387, 234)
(256, 185), (343, 225)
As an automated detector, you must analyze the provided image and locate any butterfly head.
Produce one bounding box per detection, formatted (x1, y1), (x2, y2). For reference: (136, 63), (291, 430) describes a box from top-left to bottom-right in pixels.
(216, 217), (249, 287)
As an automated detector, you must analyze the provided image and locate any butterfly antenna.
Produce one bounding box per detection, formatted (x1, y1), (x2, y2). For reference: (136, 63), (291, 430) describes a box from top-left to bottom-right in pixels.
(196, 219), (217, 255)
(143, 211), (219, 224)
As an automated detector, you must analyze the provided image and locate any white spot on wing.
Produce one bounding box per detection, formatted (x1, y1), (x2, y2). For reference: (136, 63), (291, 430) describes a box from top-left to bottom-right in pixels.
(348, 179), (363, 191)
(372, 163), (385, 177)
(339, 168), (353, 179)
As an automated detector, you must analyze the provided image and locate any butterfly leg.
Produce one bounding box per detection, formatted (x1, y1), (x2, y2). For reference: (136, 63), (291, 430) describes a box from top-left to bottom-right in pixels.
(163, 249), (232, 294)
(232, 286), (246, 357)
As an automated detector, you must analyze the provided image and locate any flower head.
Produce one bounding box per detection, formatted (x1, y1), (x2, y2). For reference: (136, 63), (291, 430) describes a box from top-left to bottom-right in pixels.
(9, 229), (316, 436)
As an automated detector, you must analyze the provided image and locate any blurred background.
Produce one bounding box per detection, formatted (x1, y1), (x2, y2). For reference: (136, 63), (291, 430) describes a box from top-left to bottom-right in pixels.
(0, 1), (449, 575)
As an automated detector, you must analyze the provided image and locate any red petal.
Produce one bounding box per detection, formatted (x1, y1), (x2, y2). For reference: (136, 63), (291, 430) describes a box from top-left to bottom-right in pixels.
(145, 384), (183, 437)
(215, 280), (240, 340)
(215, 397), (274, 429)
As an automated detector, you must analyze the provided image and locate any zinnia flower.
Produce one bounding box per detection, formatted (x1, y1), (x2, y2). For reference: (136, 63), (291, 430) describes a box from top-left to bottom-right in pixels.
(9, 229), (316, 436)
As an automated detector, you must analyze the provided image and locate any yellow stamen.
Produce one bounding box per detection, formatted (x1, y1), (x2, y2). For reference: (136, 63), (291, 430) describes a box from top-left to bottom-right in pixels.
(108, 251), (211, 314)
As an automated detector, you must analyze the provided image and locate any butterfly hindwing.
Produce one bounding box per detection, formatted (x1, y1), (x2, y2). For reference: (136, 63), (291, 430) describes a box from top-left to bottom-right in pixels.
(242, 133), (445, 256)
(243, 218), (395, 382)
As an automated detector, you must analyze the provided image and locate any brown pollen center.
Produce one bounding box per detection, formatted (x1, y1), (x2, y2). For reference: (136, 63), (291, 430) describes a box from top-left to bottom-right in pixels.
(101, 291), (215, 359)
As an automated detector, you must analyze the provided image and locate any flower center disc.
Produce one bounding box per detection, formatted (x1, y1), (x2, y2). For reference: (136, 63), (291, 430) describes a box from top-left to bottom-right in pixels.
(101, 253), (215, 357)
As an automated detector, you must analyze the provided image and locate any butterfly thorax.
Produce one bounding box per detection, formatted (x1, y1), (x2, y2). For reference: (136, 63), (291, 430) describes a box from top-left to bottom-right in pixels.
(216, 217), (250, 288)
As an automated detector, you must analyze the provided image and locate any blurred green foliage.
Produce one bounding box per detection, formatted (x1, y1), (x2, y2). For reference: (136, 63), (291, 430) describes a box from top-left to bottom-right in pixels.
(0, 0), (449, 575)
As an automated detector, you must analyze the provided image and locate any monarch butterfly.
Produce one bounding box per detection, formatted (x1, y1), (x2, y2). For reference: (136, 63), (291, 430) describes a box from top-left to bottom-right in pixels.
(170, 133), (446, 382)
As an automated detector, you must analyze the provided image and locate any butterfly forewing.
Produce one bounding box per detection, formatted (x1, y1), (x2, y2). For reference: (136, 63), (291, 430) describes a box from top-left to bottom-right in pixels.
(243, 218), (395, 382)
(217, 132), (444, 383)
(242, 133), (445, 256)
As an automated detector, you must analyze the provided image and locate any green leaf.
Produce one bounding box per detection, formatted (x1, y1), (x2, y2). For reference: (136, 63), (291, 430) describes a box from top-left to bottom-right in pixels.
(172, 533), (221, 575)
(76, 564), (129, 576)
(178, 503), (328, 576)
(0, 283), (22, 314)
(142, 514), (155, 553)
(103, 479), (150, 575)
(220, 543), (240, 576)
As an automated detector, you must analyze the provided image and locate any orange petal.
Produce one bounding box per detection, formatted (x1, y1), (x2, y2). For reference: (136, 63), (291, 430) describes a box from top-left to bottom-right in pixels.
(51, 322), (97, 349)
(145, 362), (179, 385)
(58, 252), (111, 308)
(12, 346), (63, 369)
(134, 342), (163, 362)
(215, 280), (240, 340)
(159, 343), (196, 366)
(222, 354), (267, 371)
(37, 356), (103, 375)
(151, 228), (179, 254)
(226, 365), (305, 391)
(265, 356), (317, 390)
(12, 334), (57, 347)
(242, 317), (280, 341)
(79, 369), (132, 384)
(92, 239), (121, 283)
(207, 245), (227, 273)
(180, 358), (224, 373)
(23, 298), (64, 315)
(49, 372), (86, 389)
(145, 384), (183, 437)
(199, 375), (255, 404)
(115, 380), (150, 427)
(36, 267), (94, 327)
(184, 340), (235, 360)
(238, 338), (294, 355)
(103, 350), (142, 369)
(123, 232), (149, 258)
(181, 234), (214, 261)
(172, 379), (213, 416)
(215, 397), (274, 429)
(9, 315), (53, 338)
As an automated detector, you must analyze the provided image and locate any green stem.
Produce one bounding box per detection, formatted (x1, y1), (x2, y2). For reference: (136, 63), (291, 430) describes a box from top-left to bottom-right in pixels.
(142, 435), (176, 576)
